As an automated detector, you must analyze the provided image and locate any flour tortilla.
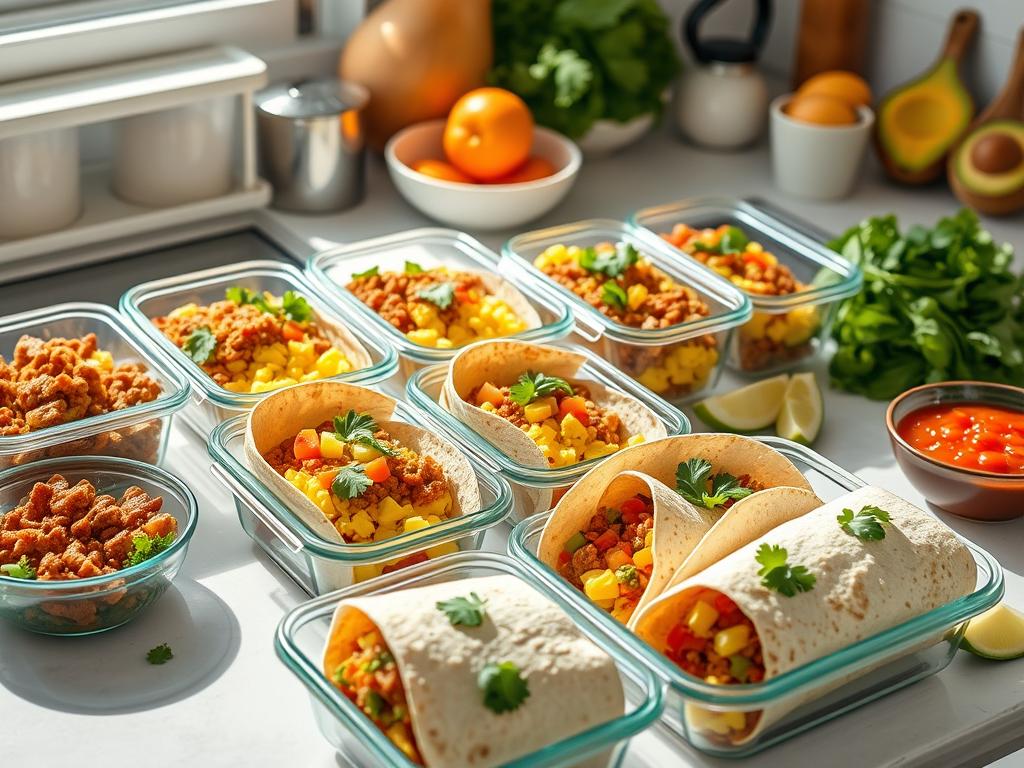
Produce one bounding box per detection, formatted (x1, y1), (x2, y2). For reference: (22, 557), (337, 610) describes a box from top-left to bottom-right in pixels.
(309, 302), (375, 372)
(538, 470), (715, 629)
(243, 381), (481, 546)
(442, 340), (667, 516)
(322, 574), (625, 768)
(634, 486), (977, 743)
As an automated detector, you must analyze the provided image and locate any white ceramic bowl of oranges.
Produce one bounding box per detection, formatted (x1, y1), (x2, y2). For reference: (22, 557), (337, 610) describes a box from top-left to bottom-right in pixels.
(770, 71), (875, 200)
(385, 87), (582, 230)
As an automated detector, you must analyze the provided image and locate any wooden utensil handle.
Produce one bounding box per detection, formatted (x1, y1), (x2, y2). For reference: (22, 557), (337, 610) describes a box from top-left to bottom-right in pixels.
(942, 9), (979, 61)
(996, 27), (1024, 119)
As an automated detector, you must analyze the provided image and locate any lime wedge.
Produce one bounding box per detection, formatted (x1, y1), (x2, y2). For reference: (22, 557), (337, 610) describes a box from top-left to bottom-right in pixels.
(775, 372), (823, 445)
(693, 374), (789, 433)
(961, 603), (1024, 660)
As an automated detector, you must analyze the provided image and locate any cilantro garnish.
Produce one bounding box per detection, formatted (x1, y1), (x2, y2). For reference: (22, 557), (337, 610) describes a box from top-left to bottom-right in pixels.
(0, 555), (36, 580)
(183, 326), (216, 364)
(436, 592), (488, 627)
(478, 661), (530, 714)
(508, 371), (573, 405)
(404, 260), (424, 274)
(674, 458), (753, 510)
(333, 410), (397, 457)
(417, 281), (456, 310)
(615, 564), (639, 588)
(578, 242), (639, 277)
(364, 691), (386, 718)
(225, 286), (257, 306)
(146, 643), (173, 665)
(351, 266), (379, 279)
(226, 286), (312, 323)
(280, 291), (313, 322)
(692, 226), (749, 255)
(837, 505), (891, 541)
(125, 531), (177, 568)
(601, 280), (628, 310)
(332, 465), (372, 500)
(755, 543), (815, 597)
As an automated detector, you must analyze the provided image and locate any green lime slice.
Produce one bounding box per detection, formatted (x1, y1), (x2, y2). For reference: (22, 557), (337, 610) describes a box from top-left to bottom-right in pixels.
(693, 374), (789, 433)
(775, 372), (823, 445)
(961, 603), (1024, 660)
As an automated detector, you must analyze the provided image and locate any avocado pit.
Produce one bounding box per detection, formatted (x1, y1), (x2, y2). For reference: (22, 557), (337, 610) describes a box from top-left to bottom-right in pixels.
(970, 132), (1023, 175)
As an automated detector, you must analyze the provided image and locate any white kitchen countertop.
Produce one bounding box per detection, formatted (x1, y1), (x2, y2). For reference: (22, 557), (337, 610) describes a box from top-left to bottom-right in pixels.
(1, 128), (1022, 768)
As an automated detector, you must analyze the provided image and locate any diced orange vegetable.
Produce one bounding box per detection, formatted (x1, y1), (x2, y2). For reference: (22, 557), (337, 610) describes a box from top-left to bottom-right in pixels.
(605, 548), (633, 571)
(558, 395), (590, 426)
(293, 428), (321, 459)
(282, 320), (305, 342)
(382, 551), (429, 574)
(593, 528), (619, 552)
(476, 381), (504, 408)
(364, 456), (391, 483)
(318, 471), (338, 490)
(742, 251), (770, 269)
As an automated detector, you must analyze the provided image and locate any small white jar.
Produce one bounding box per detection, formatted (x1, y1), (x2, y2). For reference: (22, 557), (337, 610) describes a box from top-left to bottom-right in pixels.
(0, 128), (80, 239)
(676, 63), (769, 149)
(113, 96), (236, 207)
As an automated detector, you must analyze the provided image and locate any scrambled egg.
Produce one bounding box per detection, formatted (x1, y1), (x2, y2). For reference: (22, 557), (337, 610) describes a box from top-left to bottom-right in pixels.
(635, 343), (719, 395)
(739, 307), (820, 347)
(221, 341), (352, 394)
(406, 296), (528, 349)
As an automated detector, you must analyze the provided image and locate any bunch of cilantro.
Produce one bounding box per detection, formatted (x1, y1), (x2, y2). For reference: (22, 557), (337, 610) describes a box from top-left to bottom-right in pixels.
(829, 209), (1024, 400)
(489, 0), (680, 139)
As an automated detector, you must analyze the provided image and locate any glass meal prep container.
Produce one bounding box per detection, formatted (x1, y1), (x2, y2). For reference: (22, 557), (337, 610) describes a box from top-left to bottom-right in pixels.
(503, 219), (752, 404)
(0, 455), (198, 635)
(119, 260), (398, 436)
(0, 302), (190, 469)
(631, 198), (862, 376)
(305, 228), (575, 386)
(507, 437), (1004, 758)
(405, 345), (689, 523)
(207, 401), (514, 596)
(276, 551), (664, 768)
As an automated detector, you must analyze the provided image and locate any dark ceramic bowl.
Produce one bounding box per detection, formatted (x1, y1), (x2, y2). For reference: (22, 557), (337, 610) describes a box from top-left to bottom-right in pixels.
(886, 381), (1024, 522)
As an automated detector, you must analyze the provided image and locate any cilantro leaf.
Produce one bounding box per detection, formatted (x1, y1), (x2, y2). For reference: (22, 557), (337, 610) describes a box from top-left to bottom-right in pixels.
(755, 543), (815, 597)
(674, 458), (713, 507)
(417, 281), (456, 310)
(125, 531), (177, 568)
(508, 371), (574, 405)
(528, 44), (593, 107)
(578, 242), (639, 277)
(351, 266), (379, 280)
(183, 326), (217, 364)
(703, 472), (754, 509)
(615, 564), (639, 588)
(225, 286), (256, 305)
(436, 592), (488, 627)
(0, 555), (36, 580)
(837, 504), (892, 541)
(333, 410), (397, 457)
(404, 260), (424, 274)
(601, 280), (628, 310)
(692, 226), (749, 255)
(281, 290), (313, 322)
(332, 465), (372, 500)
(146, 643), (173, 665)
(478, 661), (530, 714)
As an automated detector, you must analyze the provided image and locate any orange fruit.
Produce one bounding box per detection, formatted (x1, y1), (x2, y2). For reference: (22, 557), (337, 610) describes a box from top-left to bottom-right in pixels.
(486, 156), (557, 184)
(443, 87), (534, 181)
(411, 158), (474, 184)
(796, 71), (872, 109)
(785, 94), (858, 126)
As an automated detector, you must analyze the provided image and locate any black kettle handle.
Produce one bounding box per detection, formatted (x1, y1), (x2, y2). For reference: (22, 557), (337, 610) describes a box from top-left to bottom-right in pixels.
(685, 0), (773, 64)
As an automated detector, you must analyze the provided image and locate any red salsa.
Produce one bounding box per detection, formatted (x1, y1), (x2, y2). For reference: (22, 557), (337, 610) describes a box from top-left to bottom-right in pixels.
(897, 402), (1024, 474)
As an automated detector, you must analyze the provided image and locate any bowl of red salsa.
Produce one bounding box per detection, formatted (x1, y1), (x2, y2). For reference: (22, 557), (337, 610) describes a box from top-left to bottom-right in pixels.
(886, 381), (1024, 521)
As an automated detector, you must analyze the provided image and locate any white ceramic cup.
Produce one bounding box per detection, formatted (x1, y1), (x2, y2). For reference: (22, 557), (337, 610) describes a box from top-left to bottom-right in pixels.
(770, 95), (875, 200)
(113, 96), (236, 207)
(0, 128), (81, 239)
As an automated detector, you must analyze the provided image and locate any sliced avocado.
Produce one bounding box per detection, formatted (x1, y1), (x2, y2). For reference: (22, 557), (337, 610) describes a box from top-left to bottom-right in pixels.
(877, 58), (973, 176)
(954, 120), (1024, 198)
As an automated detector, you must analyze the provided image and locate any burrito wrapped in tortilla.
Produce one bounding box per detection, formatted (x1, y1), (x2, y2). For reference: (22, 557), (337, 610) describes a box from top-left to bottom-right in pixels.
(322, 574), (625, 767)
(244, 381), (481, 577)
(633, 486), (977, 744)
(538, 435), (815, 627)
(441, 340), (668, 514)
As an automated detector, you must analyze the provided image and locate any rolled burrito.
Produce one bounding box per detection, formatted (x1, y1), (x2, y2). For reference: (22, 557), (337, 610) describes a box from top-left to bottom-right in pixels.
(322, 574), (626, 767)
(634, 486), (977, 744)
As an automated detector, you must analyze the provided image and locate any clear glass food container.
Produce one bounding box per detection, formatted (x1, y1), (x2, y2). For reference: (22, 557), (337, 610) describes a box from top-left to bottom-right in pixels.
(0, 302), (190, 468)
(630, 198), (862, 376)
(119, 260), (399, 436)
(405, 345), (690, 523)
(503, 219), (752, 403)
(306, 228), (575, 385)
(207, 402), (514, 595)
(275, 551), (664, 768)
(508, 437), (1003, 757)
(0, 455), (198, 635)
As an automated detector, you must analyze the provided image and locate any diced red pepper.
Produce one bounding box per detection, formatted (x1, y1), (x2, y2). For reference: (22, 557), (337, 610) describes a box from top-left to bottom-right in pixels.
(592, 528), (620, 552)
(666, 624), (705, 653)
(364, 456), (391, 483)
(742, 251), (771, 270)
(620, 497), (647, 518)
(381, 551), (429, 574)
(714, 593), (739, 616)
(558, 395), (590, 427)
(282, 320), (305, 342)
(557, 550), (571, 566)
(617, 540), (633, 557)
(293, 428), (321, 460)
(318, 470), (338, 490)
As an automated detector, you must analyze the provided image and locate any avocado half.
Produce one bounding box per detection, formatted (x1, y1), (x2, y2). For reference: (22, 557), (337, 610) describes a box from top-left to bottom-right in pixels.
(876, 59), (974, 183)
(950, 119), (1024, 215)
